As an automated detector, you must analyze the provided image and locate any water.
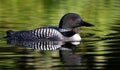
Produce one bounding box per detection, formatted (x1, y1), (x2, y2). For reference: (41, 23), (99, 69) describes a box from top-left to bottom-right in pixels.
(0, 0), (120, 70)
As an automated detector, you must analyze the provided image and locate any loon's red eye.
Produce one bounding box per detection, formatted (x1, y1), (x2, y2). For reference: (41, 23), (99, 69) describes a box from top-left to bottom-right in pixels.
(71, 18), (76, 22)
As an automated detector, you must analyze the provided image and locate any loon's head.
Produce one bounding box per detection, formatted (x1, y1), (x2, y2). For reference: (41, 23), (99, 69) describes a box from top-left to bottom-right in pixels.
(59, 13), (94, 30)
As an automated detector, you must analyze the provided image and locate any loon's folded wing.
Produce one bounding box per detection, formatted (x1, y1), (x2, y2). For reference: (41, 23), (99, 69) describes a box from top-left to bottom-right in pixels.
(5, 27), (63, 40)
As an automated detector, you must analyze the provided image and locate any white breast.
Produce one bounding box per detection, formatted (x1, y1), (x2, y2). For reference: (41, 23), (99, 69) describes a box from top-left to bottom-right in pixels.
(66, 34), (81, 41)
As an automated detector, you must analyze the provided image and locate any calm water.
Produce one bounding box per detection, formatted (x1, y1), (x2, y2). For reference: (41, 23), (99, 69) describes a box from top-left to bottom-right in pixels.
(0, 0), (120, 70)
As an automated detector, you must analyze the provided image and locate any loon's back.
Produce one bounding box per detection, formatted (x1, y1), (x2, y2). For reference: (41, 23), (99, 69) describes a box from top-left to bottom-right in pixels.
(5, 27), (63, 40)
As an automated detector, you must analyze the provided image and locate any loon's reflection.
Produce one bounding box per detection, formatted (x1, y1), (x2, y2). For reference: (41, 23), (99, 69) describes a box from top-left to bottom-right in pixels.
(59, 42), (82, 69)
(6, 39), (82, 69)
(6, 39), (63, 50)
(6, 39), (80, 50)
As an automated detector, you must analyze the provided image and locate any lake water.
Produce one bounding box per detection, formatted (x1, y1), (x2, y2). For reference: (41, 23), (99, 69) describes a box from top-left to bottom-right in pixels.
(0, 0), (120, 70)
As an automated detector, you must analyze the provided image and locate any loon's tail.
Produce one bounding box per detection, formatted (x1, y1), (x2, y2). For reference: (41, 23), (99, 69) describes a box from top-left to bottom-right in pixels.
(4, 30), (14, 38)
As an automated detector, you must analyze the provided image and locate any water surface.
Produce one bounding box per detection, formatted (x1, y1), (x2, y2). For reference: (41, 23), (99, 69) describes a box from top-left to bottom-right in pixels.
(0, 0), (120, 70)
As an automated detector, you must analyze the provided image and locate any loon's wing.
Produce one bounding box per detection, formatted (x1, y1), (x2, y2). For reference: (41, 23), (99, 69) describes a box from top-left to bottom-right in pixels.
(4, 27), (63, 40)
(32, 27), (63, 40)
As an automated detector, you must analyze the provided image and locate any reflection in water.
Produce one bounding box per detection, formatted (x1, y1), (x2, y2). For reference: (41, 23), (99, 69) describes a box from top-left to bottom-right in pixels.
(6, 39), (63, 50)
(51, 42), (83, 69)
(5, 39), (80, 51)
(5, 38), (82, 70)
(59, 50), (82, 69)
(101, 22), (120, 70)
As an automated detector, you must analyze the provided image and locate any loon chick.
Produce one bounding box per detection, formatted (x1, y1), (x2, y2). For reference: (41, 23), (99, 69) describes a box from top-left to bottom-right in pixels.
(4, 13), (93, 41)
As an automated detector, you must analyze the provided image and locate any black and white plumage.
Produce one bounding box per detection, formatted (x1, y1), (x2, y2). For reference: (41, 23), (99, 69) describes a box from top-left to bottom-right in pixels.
(4, 13), (93, 41)
(5, 27), (64, 41)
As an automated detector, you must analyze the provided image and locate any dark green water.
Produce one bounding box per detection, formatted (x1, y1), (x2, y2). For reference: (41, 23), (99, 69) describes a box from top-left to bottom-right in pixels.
(0, 0), (120, 70)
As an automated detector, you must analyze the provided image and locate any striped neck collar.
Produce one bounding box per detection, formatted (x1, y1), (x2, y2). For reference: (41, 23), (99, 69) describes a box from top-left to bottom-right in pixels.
(60, 29), (72, 32)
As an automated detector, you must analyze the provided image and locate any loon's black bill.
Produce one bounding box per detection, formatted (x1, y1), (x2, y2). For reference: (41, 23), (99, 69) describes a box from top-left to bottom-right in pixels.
(81, 21), (94, 26)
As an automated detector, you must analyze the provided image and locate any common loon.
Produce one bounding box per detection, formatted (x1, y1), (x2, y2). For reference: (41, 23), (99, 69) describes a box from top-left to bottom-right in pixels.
(4, 13), (93, 41)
